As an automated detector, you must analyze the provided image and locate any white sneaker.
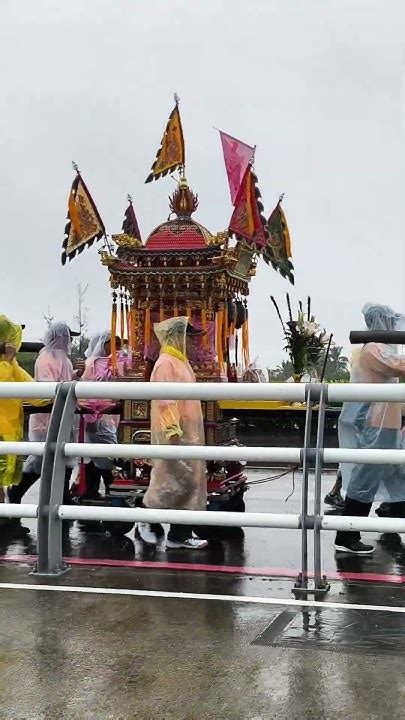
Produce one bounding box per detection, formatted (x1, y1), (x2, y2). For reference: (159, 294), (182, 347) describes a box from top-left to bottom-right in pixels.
(136, 522), (158, 545)
(166, 537), (209, 550)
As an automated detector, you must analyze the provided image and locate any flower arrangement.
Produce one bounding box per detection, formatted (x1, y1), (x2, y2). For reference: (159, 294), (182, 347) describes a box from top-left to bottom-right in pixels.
(270, 294), (329, 379)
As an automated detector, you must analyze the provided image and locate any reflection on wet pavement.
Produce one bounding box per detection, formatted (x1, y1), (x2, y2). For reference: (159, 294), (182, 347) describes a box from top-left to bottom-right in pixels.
(2, 469), (405, 585)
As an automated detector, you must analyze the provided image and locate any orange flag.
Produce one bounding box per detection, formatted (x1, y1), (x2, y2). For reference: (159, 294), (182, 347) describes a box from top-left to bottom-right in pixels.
(62, 170), (105, 265)
(228, 167), (267, 249)
(145, 102), (185, 183)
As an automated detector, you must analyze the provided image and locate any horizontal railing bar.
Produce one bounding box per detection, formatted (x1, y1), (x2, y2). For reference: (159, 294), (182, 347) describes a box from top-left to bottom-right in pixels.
(327, 383), (405, 402)
(322, 515), (405, 533)
(324, 448), (405, 465)
(0, 442), (45, 457)
(64, 443), (302, 463)
(58, 507), (405, 534)
(0, 504), (38, 519)
(74, 381), (306, 402)
(1, 380), (405, 404)
(58, 506), (300, 528)
(2, 442), (404, 466)
(0, 382), (57, 399)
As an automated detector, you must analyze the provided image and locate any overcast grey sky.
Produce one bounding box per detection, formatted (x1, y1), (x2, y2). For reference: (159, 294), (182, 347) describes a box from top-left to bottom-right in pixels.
(1, 0), (404, 367)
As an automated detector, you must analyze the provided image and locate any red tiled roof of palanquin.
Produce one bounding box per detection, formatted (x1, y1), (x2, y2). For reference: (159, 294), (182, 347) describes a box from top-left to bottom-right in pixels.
(144, 178), (212, 251)
(145, 219), (212, 251)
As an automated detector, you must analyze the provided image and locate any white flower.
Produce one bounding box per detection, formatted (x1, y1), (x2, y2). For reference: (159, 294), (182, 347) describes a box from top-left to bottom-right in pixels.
(303, 320), (319, 336)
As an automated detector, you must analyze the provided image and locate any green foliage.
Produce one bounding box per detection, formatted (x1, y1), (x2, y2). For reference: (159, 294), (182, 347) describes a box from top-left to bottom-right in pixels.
(270, 294), (328, 377)
(71, 336), (89, 362)
(17, 352), (37, 377)
(267, 360), (294, 381)
(320, 345), (350, 382)
(268, 346), (349, 383)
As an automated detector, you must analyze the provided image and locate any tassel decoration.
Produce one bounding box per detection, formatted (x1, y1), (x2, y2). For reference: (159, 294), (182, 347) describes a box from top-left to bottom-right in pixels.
(110, 292), (117, 375)
(223, 302), (228, 360)
(201, 304), (207, 347)
(120, 292), (125, 342)
(216, 306), (224, 368)
(242, 309), (251, 371)
(128, 305), (136, 351)
(125, 295), (131, 347)
(144, 305), (151, 345)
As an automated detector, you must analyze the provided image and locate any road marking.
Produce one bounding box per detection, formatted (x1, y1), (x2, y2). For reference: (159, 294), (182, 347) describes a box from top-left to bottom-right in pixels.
(0, 581), (404, 614)
(1, 554), (404, 584)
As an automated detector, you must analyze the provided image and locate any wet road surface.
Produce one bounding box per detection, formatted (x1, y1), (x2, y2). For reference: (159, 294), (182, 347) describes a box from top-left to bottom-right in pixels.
(2, 469), (405, 583)
(1, 470), (405, 718)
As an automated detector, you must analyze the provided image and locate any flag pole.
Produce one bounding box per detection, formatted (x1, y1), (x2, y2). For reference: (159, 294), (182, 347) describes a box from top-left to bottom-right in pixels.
(174, 93), (186, 180)
(320, 334), (333, 382)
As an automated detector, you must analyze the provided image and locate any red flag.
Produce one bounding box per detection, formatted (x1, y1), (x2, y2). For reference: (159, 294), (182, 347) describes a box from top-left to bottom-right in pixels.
(219, 131), (255, 205)
(228, 167), (267, 249)
(122, 198), (142, 241)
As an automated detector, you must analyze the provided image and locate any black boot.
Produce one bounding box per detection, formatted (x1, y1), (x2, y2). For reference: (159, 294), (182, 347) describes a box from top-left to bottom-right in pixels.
(376, 501), (405, 519)
(335, 496), (374, 554)
(7, 472), (40, 504)
(5, 519), (30, 538)
(63, 468), (73, 504)
(84, 462), (103, 500)
(101, 469), (113, 496)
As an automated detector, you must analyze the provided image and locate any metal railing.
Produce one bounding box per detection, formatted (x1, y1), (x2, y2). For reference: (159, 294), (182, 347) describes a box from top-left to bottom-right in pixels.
(1, 380), (405, 595)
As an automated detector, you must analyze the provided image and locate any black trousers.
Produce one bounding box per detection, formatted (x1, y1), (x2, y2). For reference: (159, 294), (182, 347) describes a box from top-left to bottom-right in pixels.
(8, 468), (72, 504)
(84, 461), (113, 499)
(335, 496), (373, 545)
(167, 524), (193, 542)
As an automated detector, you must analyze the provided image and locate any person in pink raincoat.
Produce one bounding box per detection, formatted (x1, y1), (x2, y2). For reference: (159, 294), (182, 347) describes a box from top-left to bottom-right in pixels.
(8, 321), (84, 505)
(78, 332), (130, 499)
(138, 316), (208, 550)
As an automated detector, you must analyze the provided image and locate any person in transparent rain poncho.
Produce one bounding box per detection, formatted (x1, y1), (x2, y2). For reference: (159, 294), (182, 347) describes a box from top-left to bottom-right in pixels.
(334, 303), (405, 555)
(138, 317), (208, 550)
(78, 331), (129, 499)
(7, 321), (84, 507)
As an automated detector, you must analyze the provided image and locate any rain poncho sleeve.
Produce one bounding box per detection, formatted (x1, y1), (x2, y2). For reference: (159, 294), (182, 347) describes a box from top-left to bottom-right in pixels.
(152, 360), (184, 440)
(143, 317), (207, 512)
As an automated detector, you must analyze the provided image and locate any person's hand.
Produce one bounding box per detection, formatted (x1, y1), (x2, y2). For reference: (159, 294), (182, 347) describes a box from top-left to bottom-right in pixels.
(169, 434), (181, 444)
(75, 358), (86, 377)
(4, 344), (16, 362)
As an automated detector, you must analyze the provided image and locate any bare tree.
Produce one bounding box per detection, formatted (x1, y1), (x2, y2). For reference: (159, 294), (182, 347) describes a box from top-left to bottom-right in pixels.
(42, 306), (54, 327)
(72, 283), (89, 357)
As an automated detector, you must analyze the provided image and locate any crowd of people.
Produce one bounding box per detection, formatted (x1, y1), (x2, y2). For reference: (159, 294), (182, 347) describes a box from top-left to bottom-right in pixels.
(0, 302), (405, 555)
(0, 313), (208, 550)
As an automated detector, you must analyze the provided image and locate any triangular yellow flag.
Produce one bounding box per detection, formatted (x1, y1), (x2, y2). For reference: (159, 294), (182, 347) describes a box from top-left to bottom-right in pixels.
(145, 103), (185, 183)
(62, 170), (105, 265)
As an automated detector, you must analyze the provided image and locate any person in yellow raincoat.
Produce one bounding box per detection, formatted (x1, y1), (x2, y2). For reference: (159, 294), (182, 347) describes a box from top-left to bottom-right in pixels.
(0, 316), (46, 536)
(138, 316), (208, 550)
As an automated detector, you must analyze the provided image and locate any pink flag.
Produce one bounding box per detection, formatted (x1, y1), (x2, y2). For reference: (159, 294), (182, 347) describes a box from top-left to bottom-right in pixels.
(219, 131), (255, 205)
